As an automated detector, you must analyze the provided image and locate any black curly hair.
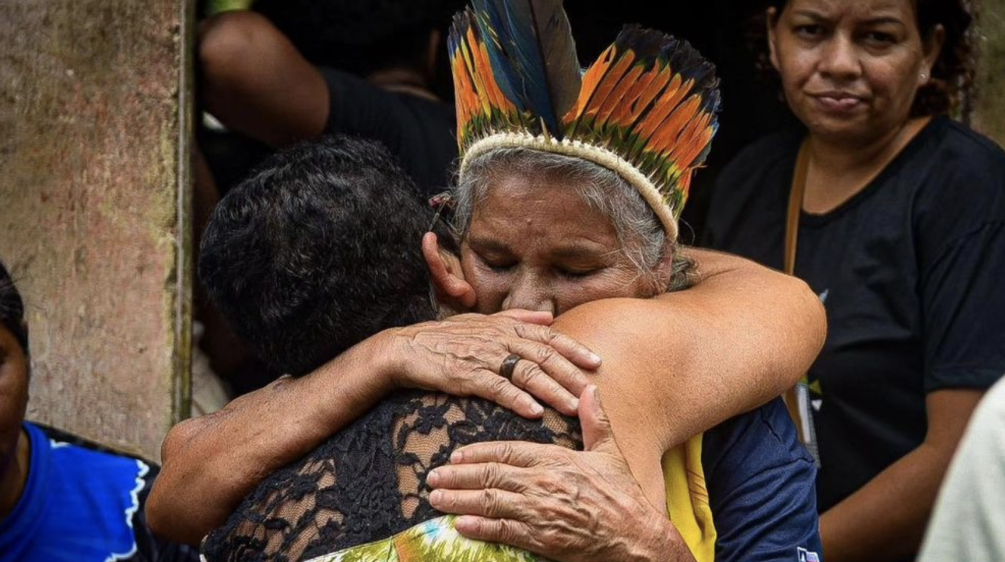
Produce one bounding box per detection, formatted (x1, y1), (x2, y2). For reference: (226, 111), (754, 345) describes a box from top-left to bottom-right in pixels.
(0, 259), (28, 354)
(252, 0), (463, 75)
(748, 0), (977, 117)
(199, 134), (453, 376)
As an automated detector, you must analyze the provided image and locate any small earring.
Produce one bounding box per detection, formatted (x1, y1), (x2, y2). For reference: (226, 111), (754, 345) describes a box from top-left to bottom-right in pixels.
(920, 72), (928, 80)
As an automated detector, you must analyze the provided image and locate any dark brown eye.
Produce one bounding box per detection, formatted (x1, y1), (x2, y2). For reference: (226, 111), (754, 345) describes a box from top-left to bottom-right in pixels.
(863, 31), (896, 45)
(794, 24), (824, 38)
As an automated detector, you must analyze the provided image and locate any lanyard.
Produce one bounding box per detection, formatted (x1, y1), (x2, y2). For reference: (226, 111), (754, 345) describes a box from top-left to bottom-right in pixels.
(783, 140), (811, 443)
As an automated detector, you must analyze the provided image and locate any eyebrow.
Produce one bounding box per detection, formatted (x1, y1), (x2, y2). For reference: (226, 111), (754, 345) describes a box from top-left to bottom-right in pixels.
(792, 9), (906, 28)
(467, 236), (609, 261)
(466, 236), (513, 254)
(864, 17), (907, 28)
(549, 244), (609, 261)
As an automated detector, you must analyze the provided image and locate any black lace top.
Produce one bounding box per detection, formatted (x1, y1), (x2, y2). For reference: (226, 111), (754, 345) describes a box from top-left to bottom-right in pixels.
(201, 390), (581, 562)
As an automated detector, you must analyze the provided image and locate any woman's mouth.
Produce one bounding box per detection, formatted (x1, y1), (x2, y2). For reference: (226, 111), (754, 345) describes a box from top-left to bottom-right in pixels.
(810, 92), (865, 112)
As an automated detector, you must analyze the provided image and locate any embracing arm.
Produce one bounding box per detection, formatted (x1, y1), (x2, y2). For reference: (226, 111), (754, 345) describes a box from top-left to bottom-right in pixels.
(149, 336), (395, 544)
(554, 247), (826, 453)
(428, 249), (826, 561)
(147, 312), (597, 545)
(148, 249), (822, 544)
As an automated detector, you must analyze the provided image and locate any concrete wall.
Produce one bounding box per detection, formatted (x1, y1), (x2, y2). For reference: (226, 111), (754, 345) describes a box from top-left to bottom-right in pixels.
(973, 0), (1005, 146)
(0, 0), (193, 460)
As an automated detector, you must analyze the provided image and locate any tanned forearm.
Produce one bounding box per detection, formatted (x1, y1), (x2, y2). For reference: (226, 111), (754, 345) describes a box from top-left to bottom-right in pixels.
(820, 390), (983, 562)
(147, 335), (396, 545)
(554, 247), (826, 453)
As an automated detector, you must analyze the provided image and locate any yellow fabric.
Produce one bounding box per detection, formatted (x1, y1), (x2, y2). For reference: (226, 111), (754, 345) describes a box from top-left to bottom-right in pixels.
(305, 435), (717, 562)
(303, 516), (546, 562)
(662, 433), (717, 562)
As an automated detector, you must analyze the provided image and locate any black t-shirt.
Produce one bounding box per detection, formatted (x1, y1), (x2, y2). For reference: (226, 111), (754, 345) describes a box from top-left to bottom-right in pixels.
(702, 116), (1005, 515)
(320, 67), (457, 198)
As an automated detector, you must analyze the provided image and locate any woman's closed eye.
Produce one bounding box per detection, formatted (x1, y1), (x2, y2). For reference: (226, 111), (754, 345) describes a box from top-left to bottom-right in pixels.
(557, 266), (599, 279)
(479, 254), (515, 273)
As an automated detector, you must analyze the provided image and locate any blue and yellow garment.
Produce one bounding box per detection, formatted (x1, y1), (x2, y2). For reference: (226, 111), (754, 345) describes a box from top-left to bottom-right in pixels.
(303, 436), (715, 562)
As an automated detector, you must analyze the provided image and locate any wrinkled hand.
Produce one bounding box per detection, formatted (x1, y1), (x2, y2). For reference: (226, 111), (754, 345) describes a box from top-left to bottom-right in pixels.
(385, 310), (601, 417)
(427, 386), (695, 562)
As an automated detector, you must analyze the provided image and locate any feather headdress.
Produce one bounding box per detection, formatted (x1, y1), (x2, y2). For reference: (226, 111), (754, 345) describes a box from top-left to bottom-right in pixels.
(449, 0), (720, 241)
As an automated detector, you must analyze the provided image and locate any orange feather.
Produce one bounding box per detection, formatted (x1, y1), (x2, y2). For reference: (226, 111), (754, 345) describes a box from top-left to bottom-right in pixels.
(594, 64), (645, 127)
(634, 74), (687, 141)
(612, 65), (663, 125)
(564, 45), (617, 123)
(581, 50), (636, 120)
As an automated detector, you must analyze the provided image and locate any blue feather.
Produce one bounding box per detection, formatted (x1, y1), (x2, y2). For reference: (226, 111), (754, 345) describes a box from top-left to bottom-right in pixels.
(470, 0), (577, 135)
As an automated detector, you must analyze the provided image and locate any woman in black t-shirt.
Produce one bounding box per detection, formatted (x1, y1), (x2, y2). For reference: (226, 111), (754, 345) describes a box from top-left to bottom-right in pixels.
(703, 1), (1005, 561)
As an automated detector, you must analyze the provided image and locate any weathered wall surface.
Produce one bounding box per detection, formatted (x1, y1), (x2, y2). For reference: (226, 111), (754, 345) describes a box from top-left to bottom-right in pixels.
(973, 0), (1005, 146)
(0, 0), (192, 459)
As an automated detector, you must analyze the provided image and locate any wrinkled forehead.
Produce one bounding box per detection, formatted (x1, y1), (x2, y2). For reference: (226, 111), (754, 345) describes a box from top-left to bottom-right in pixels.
(783, 0), (917, 22)
(469, 171), (617, 235)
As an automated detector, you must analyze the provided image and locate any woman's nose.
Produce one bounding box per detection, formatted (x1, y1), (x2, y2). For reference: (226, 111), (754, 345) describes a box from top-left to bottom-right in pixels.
(818, 35), (861, 80)
(501, 274), (555, 315)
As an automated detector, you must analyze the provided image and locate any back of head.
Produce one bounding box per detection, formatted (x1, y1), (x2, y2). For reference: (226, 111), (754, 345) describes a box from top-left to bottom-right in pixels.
(252, 0), (459, 75)
(0, 259), (28, 354)
(199, 135), (442, 376)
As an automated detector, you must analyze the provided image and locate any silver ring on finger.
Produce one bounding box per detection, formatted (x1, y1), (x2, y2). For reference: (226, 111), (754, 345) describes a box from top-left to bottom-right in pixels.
(499, 353), (522, 381)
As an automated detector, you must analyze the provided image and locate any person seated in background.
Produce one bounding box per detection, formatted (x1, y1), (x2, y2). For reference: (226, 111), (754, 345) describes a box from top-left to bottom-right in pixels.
(918, 375), (1005, 562)
(0, 260), (198, 562)
(198, 0), (459, 197)
(192, 133), (821, 562)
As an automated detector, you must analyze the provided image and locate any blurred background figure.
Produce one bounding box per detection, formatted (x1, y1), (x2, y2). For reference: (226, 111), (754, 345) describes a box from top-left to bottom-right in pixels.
(0, 260), (198, 561)
(192, 0), (464, 396)
(197, 0), (461, 196)
(918, 375), (1005, 562)
(702, 0), (1005, 560)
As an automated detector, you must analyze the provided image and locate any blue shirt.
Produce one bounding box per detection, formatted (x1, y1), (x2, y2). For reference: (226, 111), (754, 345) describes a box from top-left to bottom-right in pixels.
(0, 423), (196, 562)
(705, 398), (823, 562)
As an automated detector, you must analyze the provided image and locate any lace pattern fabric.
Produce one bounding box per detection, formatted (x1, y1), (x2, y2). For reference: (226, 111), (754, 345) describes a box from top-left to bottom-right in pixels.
(202, 391), (580, 562)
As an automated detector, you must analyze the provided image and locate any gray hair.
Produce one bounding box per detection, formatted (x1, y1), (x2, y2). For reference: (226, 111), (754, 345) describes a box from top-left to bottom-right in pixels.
(453, 147), (694, 293)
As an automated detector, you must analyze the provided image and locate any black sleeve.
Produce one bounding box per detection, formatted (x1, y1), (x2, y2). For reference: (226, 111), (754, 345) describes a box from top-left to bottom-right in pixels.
(318, 66), (410, 155)
(915, 132), (1005, 392)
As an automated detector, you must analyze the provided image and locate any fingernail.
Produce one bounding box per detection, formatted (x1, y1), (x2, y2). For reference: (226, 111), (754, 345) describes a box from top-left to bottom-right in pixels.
(568, 397), (580, 412)
(451, 450), (464, 463)
(589, 352), (602, 364)
(427, 470), (440, 486)
(530, 402), (544, 416)
(430, 490), (443, 505)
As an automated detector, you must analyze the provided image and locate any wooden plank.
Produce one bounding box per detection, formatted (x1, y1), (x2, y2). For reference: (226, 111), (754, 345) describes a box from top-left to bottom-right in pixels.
(973, 0), (1005, 146)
